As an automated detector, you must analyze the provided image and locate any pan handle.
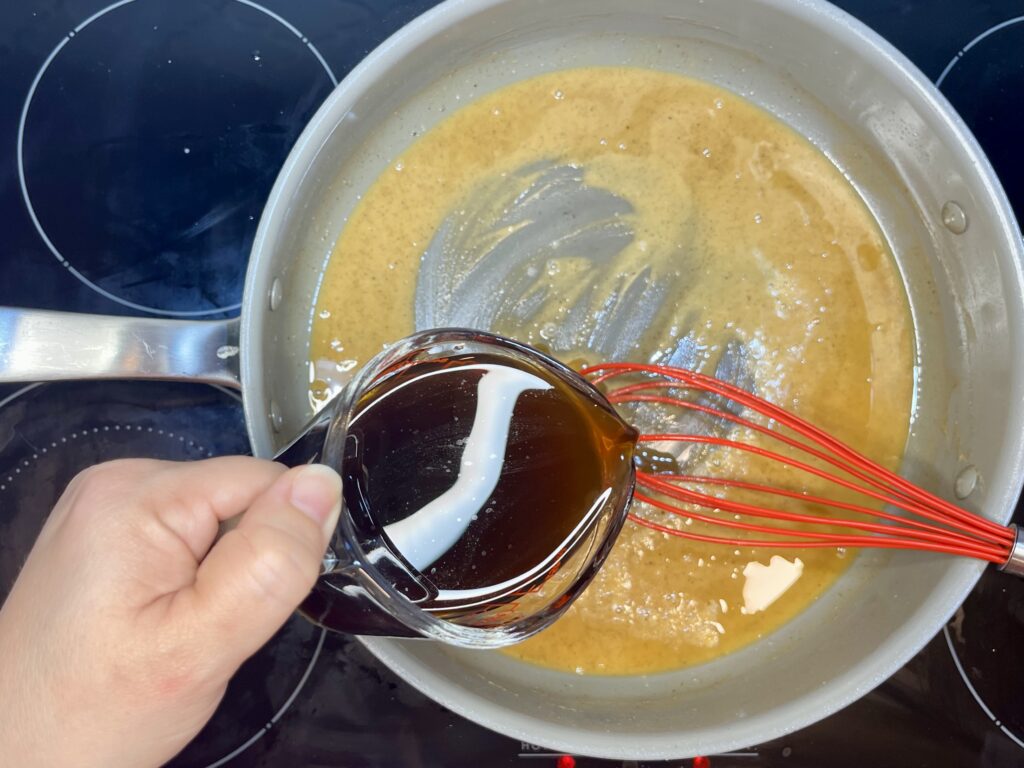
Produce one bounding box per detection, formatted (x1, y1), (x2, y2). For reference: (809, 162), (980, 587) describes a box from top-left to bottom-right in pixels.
(0, 307), (240, 387)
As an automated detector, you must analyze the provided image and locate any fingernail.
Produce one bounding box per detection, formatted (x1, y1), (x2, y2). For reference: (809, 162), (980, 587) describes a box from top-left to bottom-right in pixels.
(290, 464), (342, 539)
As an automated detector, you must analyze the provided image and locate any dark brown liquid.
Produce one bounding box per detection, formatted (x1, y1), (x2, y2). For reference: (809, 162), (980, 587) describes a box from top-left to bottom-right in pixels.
(303, 349), (637, 632)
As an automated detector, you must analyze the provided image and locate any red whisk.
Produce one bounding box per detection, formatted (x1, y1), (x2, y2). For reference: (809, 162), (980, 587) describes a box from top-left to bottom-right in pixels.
(581, 362), (1024, 576)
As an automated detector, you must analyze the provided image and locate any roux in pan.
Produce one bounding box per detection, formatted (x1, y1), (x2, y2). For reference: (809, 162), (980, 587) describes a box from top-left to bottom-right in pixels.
(310, 67), (914, 674)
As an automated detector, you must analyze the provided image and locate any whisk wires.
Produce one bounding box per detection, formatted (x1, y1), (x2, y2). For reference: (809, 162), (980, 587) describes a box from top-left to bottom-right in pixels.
(581, 362), (1014, 564)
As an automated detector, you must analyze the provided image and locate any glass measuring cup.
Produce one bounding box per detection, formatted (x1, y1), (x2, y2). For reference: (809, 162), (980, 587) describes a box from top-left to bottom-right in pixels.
(276, 329), (637, 648)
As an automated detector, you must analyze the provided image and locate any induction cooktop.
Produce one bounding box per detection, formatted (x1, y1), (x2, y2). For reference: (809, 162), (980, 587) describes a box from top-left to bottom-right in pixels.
(0, 1), (1021, 766)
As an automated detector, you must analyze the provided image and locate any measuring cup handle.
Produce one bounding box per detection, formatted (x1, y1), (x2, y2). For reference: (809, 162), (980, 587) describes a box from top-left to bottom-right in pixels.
(0, 306), (240, 387)
(268, 406), (342, 574)
(273, 406), (334, 468)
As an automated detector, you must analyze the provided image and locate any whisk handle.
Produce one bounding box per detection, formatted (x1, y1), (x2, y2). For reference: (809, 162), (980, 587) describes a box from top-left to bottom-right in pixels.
(999, 525), (1024, 577)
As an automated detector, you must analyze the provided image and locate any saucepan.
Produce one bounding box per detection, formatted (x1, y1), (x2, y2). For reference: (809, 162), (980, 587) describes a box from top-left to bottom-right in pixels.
(1, 0), (1022, 759)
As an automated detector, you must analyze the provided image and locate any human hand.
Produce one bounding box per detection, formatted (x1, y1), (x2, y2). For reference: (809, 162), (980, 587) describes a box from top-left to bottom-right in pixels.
(0, 457), (342, 768)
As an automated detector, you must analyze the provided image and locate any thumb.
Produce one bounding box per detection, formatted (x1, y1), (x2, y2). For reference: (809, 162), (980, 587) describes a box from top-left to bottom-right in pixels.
(186, 464), (342, 672)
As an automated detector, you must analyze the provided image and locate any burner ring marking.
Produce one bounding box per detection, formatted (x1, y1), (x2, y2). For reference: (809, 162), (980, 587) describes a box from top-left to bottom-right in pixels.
(943, 625), (1024, 750)
(203, 627), (326, 768)
(936, 15), (1024, 87)
(16, 0), (338, 318)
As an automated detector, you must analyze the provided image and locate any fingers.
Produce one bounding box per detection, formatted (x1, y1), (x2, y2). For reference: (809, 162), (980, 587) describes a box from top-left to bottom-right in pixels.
(181, 464), (342, 673)
(48, 458), (287, 563)
(147, 456), (289, 521)
(142, 457), (288, 560)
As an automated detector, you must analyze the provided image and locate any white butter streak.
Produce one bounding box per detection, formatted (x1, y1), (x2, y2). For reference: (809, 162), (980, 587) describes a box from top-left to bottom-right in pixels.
(374, 364), (552, 571)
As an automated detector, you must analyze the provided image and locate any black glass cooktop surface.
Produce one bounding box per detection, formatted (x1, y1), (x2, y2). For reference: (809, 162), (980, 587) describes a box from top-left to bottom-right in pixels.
(0, 1), (1021, 765)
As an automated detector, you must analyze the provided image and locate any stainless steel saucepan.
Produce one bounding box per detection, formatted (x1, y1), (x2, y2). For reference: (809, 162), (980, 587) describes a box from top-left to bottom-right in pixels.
(2, 0), (1022, 759)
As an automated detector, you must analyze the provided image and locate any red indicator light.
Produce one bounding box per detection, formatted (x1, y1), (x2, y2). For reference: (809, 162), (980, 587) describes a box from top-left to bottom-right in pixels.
(693, 757), (711, 768)
(556, 756), (576, 768)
